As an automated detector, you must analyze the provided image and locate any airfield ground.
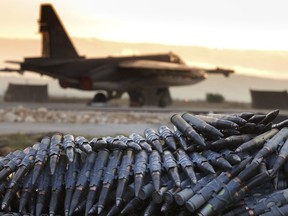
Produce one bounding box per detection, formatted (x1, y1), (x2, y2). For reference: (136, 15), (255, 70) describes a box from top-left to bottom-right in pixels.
(0, 99), (244, 153)
(0, 99), (287, 152)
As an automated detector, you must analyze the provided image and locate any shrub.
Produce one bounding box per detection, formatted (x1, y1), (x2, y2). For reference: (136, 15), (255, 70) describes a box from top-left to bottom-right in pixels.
(206, 93), (225, 103)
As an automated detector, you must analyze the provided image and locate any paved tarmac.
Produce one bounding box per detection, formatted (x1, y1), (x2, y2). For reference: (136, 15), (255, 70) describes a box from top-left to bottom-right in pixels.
(0, 101), (255, 113)
(1, 101), (288, 136)
(0, 122), (162, 136)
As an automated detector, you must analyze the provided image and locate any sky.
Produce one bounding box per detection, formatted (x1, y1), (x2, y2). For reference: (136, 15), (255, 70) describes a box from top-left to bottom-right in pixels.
(0, 0), (288, 50)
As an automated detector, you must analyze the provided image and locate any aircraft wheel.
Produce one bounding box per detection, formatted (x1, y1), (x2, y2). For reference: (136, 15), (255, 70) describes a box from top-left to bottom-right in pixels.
(158, 88), (172, 107)
(128, 91), (145, 107)
(159, 97), (172, 107)
(92, 92), (107, 103)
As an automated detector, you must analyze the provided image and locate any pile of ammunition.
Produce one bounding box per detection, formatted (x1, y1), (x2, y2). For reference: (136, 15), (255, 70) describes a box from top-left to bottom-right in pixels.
(1, 110), (288, 216)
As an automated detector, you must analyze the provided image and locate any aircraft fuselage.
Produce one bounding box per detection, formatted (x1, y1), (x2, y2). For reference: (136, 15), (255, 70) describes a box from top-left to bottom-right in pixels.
(21, 53), (206, 91)
(1, 4), (232, 107)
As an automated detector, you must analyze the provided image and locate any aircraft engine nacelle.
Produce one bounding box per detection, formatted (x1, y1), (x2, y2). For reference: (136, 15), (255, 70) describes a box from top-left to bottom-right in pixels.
(79, 76), (93, 90)
(59, 80), (69, 88)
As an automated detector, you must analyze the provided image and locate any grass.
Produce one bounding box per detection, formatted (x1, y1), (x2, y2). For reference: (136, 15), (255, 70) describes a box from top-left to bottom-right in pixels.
(0, 133), (47, 151)
(0, 133), (99, 152)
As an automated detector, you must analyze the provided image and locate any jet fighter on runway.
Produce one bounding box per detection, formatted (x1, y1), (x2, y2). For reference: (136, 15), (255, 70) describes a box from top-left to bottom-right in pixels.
(1, 4), (234, 107)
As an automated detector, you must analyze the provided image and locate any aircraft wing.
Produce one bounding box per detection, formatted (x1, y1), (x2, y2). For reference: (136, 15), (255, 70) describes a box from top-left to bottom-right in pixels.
(118, 60), (233, 78)
(205, 67), (234, 77)
(118, 60), (194, 73)
(0, 67), (24, 74)
(5, 60), (22, 64)
(0, 60), (23, 74)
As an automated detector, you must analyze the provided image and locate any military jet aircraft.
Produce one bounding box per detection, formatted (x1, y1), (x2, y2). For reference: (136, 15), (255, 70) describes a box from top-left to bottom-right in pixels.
(1, 4), (234, 107)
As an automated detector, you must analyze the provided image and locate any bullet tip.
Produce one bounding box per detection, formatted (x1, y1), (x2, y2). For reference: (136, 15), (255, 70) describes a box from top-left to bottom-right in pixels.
(98, 207), (103, 215)
(252, 157), (263, 164)
(1, 203), (7, 210)
(273, 177), (278, 190)
(161, 205), (167, 212)
(134, 175), (143, 197)
(74, 206), (80, 213)
(66, 148), (74, 163)
(88, 208), (95, 215)
(135, 191), (140, 197)
(116, 199), (121, 206)
(32, 165), (42, 185)
(204, 163), (215, 174)
(9, 182), (15, 188)
(152, 172), (161, 191)
(50, 166), (56, 175)
(68, 209), (74, 216)
(50, 155), (58, 175)
(221, 160), (232, 169)
(268, 169), (276, 177)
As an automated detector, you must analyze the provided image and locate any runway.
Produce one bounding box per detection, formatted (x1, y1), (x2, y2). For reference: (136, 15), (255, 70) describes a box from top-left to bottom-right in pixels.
(0, 101), (173, 135)
(0, 101), (287, 136)
(0, 100), (284, 114)
(0, 122), (160, 136)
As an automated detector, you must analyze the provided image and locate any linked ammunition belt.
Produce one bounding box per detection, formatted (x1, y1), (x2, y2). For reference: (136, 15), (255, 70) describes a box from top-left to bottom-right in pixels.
(0, 109), (288, 216)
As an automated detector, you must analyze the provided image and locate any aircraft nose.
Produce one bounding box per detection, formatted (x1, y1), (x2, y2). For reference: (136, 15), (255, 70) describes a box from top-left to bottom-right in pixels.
(195, 69), (207, 79)
(201, 70), (208, 78)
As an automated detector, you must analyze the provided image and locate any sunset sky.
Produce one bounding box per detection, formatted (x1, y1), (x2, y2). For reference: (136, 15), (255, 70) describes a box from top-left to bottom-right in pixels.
(0, 0), (287, 50)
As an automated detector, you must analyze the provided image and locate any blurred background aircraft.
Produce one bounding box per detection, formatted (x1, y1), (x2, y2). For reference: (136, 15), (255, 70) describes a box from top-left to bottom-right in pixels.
(0, 4), (233, 107)
(0, 0), (287, 107)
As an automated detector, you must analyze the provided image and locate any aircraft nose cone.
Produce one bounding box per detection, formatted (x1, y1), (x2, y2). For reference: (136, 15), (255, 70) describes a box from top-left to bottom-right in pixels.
(199, 70), (208, 78)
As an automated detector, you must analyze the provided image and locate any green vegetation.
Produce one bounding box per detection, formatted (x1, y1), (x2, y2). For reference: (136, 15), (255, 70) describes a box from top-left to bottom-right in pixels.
(0, 133), (96, 151)
(0, 133), (46, 151)
(206, 93), (225, 103)
(0, 133), (122, 152)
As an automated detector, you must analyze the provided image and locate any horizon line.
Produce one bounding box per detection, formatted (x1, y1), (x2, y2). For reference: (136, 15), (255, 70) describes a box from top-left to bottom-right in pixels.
(0, 36), (287, 52)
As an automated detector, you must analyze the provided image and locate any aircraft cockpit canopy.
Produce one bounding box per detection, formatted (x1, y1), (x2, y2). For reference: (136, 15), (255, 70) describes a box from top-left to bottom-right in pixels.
(169, 52), (185, 64)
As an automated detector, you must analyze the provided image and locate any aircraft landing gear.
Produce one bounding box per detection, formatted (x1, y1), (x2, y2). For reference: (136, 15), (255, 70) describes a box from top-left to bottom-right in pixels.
(128, 88), (172, 107)
(92, 92), (107, 103)
(157, 88), (172, 107)
(90, 91), (123, 105)
(128, 91), (145, 107)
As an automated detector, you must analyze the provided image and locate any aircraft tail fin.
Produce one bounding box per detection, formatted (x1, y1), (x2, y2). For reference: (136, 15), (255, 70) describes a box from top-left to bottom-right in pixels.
(39, 4), (79, 59)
